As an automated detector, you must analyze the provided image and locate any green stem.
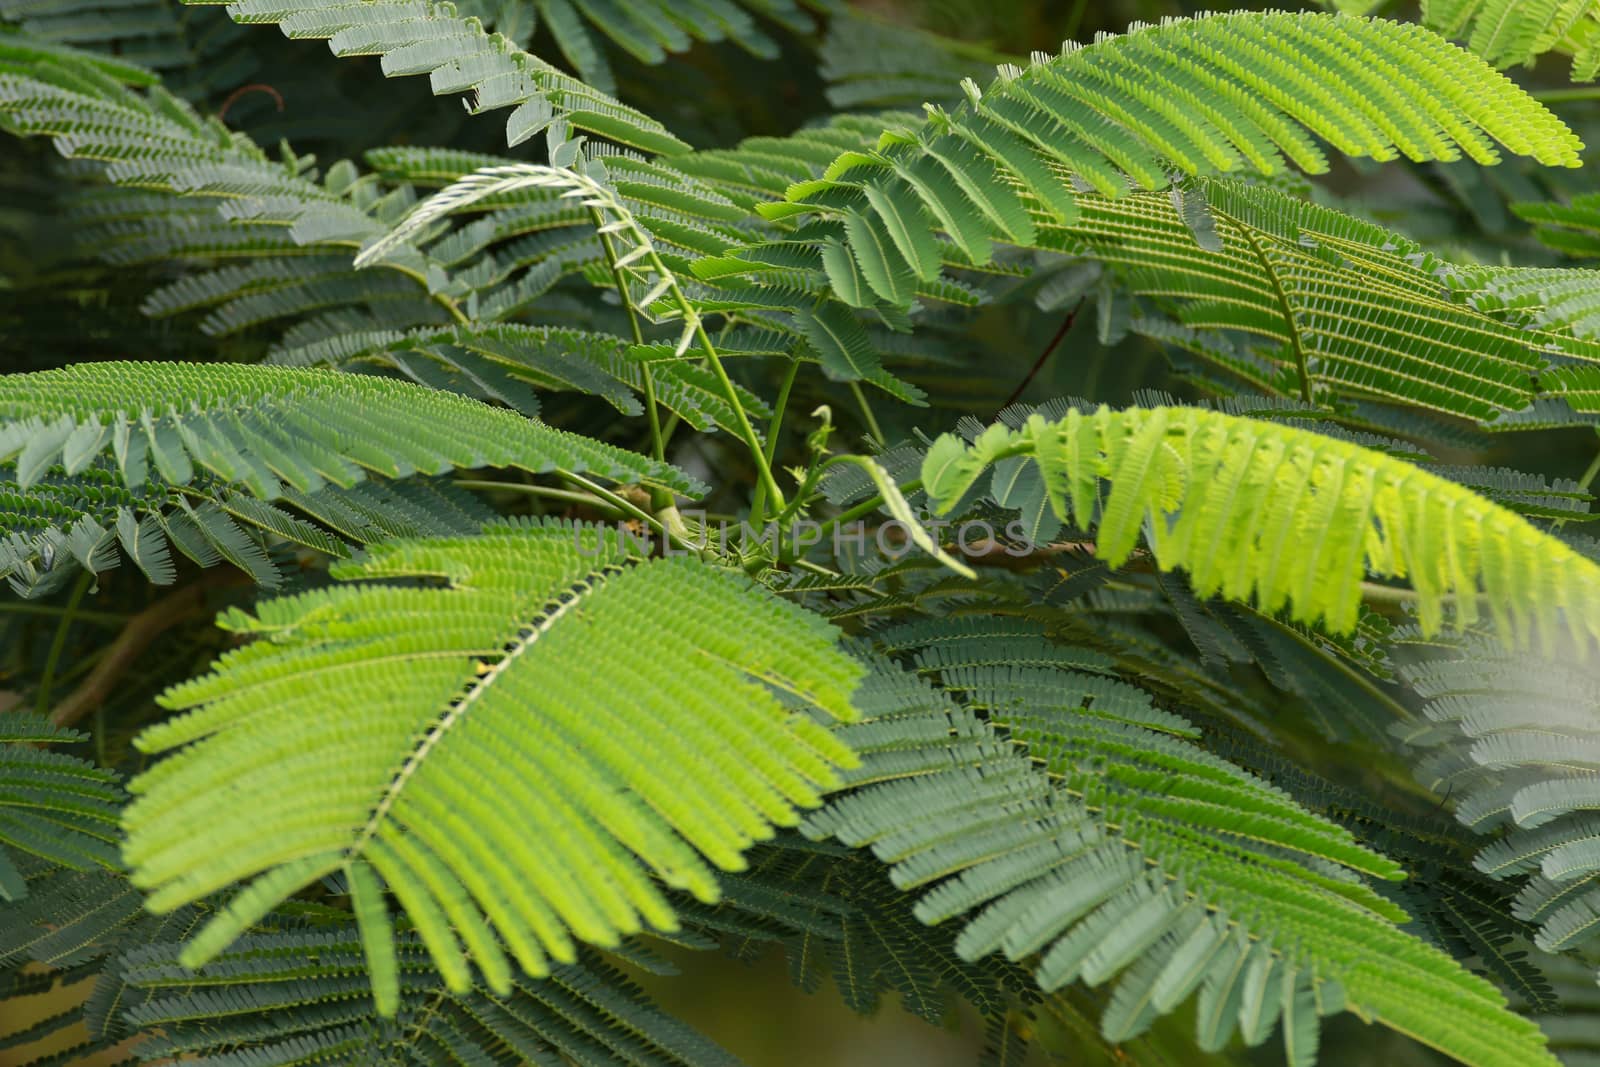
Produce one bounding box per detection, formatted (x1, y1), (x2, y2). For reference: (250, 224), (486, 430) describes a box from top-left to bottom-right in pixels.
(750, 359), (800, 527)
(590, 209), (668, 474)
(453, 479), (628, 515)
(380, 260), (470, 326)
(1577, 429), (1600, 492)
(1062, 0), (1090, 40)
(1222, 209), (1313, 404)
(575, 180), (787, 510)
(658, 412), (683, 453)
(1532, 87), (1600, 103)
(0, 601), (126, 626)
(560, 472), (702, 556)
(641, 369), (665, 465)
(35, 570), (91, 714)
(693, 321), (787, 512)
(812, 477), (925, 548)
(571, 180), (786, 512)
(790, 557), (843, 578)
(1360, 581), (1468, 606)
(849, 381), (886, 447)
(1554, 426), (1600, 533)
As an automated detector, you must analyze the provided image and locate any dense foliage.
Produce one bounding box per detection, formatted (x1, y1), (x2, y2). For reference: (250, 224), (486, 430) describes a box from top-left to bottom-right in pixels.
(6, 1), (1600, 1064)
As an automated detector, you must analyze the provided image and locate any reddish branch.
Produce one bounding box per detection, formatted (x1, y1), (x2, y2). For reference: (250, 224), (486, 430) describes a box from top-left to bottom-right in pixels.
(999, 298), (1085, 413)
(48, 570), (248, 729)
(217, 83), (285, 123)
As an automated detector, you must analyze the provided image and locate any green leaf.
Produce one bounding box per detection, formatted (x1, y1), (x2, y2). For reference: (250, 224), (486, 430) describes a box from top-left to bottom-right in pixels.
(122, 524), (864, 1010)
(797, 304), (883, 384)
(843, 208), (916, 306)
(923, 406), (1600, 648)
(862, 179), (943, 281)
(0, 361), (703, 498)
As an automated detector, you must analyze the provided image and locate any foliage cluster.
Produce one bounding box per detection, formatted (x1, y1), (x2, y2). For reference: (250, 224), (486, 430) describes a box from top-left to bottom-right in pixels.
(8, 1), (1600, 1065)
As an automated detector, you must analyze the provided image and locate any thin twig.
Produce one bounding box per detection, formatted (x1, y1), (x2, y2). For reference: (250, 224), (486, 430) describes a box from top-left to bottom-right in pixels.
(751, 359), (800, 527)
(1001, 299), (1084, 412)
(217, 83), (284, 123)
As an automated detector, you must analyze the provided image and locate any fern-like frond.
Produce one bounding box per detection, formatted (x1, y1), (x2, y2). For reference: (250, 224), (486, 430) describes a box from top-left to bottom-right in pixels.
(1057, 180), (1575, 422)
(503, 0), (811, 95)
(802, 651), (1553, 1067)
(271, 319), (776, 433)
(0, 361), (693, 590)
(0, 856), (206, 1064)
(30, 27), (1582, 429)
(0, 714), (122, 897)
(701, 113), (1582, 421)
(1442, 263), (1600, 356)
(699, 836), (1037, 1028)
(768, 12), (1578, 302)
(0, 360), (696, 495)
(1515, 192), (1600, 259)
(1205, 727), (1557, 1012)
(920, 406), (1600, 648)
(0, 860), (177, 979)
(1, 35), (753, 380)
(0, 22), (162, 84)
(0, 45), (498, 349)
(1525, 954), (1600, 1067)
(179, 0), (690, 153)
(121, 924), (741, 1065)
(0, 461), (493, 593)
(120, 522), (864, 1012)
(1393, 633), (1600, 970)
(1, 464), (205, 593)
(1421, 0), (1600, 80)
(1431, 464), (1596, 521)
(0, 0), (270, 110)
(818, 10), (1006, 110)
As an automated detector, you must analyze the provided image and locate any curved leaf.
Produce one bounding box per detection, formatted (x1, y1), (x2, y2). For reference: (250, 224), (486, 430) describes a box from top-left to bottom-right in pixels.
(120, 522), (863, 1008)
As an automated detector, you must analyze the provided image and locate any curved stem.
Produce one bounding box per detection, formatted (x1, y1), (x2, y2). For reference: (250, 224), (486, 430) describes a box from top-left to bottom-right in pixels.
(589, 207), (666, 468)
(1578, 431), (1600, 493)
(692, 320), (786, 511)
(378, 260), (470, 326)
(453, 479), (627, 515)
(589, 196), (782, 510)
(1217, 207), (1312, 404)
(0, 601), (127, 626)
(560, 472), (702, 556)
(811, 477), (925, 551)
(1002, 299), (1083, 412)
(750, 359), (800, 527)
(35, 570), (91, 714)
(849, 381), (885, 447)
(363, 165), (784, 509)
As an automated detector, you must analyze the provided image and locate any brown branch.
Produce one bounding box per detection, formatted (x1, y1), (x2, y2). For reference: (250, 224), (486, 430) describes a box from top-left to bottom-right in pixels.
(217, 83), (285, 124)
(48, 570), (249, 729)
(1000, 298), (1085, 413)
